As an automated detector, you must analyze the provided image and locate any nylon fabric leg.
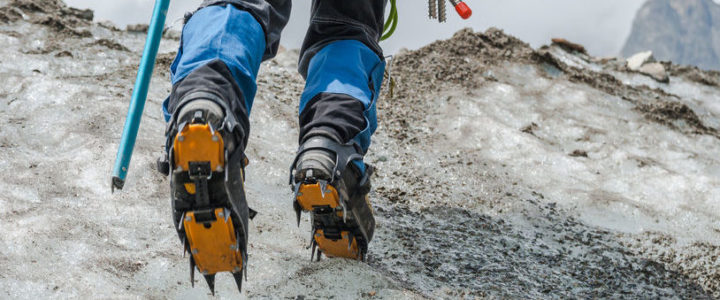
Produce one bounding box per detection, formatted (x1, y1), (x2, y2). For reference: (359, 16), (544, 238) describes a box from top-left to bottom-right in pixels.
(298, 0), (387, 77)
(163, 1), (290, 122)
(298, 41), (386, 174)
(299, 93), (366, 145)
(170, 5), (265, 115)
(198, 0), (291, 61)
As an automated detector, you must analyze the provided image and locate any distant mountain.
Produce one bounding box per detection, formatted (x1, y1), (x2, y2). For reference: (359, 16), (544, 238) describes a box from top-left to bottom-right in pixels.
(622, 0), (720, 70)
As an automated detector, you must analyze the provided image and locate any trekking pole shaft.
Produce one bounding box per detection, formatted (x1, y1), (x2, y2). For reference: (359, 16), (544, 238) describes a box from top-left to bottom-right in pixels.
(111, 0), (171, 192)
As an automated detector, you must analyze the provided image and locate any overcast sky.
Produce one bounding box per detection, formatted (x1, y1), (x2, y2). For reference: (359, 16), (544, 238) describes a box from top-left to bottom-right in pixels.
(64, 0), (647, 57)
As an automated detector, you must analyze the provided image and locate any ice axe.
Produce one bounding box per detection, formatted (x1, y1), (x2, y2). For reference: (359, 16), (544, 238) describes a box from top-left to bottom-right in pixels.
(111, 0), (171, 192)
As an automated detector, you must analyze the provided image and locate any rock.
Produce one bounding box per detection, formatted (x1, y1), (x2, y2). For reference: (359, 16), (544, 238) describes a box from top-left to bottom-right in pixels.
(669, 65), (720, 87)
(65, 7), (93, 21)
(626, 51), (669, 82)
(91, 38), (129, 52)
(639, 62), (670, 83)
(627, 51), (655, 71)
(520, 123), (539, 135)
(126, 23), (149, 33)
(97, 20), (120, 31)
(54, 50), (72, 58)
(594, 56), (619, 64)
(569, 150), (588, 158)
(551, 38), (587, 54)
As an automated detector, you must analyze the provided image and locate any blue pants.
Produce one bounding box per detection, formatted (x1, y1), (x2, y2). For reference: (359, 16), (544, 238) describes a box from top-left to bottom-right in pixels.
(164, 2), (386, 172)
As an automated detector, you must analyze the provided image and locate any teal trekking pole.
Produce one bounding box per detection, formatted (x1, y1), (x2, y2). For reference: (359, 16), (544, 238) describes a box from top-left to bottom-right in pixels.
(111, 0), (171, 192)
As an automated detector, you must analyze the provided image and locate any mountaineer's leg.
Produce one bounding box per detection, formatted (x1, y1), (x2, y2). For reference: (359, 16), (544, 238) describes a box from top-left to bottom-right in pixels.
(158, 1), (290, 293)
(290, 0), (387, 260)
(166, 0), (291, 142)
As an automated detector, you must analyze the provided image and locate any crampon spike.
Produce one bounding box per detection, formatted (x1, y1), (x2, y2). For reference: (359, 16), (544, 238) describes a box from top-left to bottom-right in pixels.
(178, 212), (185, 231)
(244, 257), (249, 282)
(307, 228), (316, 250)
(293, 181), (301, 197)
(244, 261), (249, 282)
(310, 239), (317, 261)
(204, 273), (216, 296)
(294, 201), (302, 227)
(319, 180), (327, 198)
(249, 208), (258, 220)
(347, 233), (354, 251)
(233, 272), (243, 293)
(223, 207), (231, 223)
(189, 256), (196, 288)
(182, 236), (187, 258)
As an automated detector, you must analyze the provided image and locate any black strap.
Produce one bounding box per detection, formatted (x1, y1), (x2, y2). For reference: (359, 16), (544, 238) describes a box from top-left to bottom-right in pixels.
(288, 136), (364, 185)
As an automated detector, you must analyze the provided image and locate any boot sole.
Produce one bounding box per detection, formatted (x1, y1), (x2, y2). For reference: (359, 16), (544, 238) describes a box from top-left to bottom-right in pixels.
(173, 123), (244, 274)
(296, 182), (365, 260)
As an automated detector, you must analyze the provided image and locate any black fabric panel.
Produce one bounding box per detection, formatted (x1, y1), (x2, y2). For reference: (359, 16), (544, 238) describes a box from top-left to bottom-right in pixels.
(168, 59), (250, 150)
(299, 92), (367, 144)
(298, 0), (387, 77)
(198, 0), (291, 61)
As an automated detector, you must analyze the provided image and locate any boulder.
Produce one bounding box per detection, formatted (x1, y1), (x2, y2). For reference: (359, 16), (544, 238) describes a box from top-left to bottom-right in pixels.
(626, 51), (655, 71)
(638, 62), (669, 83)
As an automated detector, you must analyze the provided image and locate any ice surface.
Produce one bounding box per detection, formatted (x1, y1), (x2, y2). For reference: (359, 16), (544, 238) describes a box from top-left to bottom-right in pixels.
(436, 63), (720, 242)
(1, 2), (719, 299)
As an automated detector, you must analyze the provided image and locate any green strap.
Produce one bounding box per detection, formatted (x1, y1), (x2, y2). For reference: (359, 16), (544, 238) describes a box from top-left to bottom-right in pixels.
(381, 0), (398, 41)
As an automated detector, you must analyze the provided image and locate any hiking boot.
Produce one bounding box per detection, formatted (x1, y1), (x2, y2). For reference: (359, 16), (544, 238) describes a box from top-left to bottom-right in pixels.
(158, 92), (252, 294)
(290, 135), (375, 260)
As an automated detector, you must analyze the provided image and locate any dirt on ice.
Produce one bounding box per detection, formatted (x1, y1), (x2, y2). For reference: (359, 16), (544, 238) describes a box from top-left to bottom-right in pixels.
(1, 1), (719, 299)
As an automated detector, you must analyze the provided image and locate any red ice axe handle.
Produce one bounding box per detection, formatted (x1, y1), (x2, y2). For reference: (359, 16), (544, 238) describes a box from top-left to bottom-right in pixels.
(449, 0), (472, 19)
